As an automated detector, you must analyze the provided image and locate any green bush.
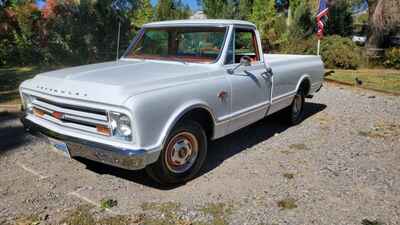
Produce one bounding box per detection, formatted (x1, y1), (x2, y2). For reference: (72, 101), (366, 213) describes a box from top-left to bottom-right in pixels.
(320, 35), (362, 69)
(384, 48), (400, 69)
(280, 35), (363, 69)
(279, 38), (316, 55)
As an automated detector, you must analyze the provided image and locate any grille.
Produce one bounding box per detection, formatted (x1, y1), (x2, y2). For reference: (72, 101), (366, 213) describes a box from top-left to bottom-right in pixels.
(30, 96), (110, 135)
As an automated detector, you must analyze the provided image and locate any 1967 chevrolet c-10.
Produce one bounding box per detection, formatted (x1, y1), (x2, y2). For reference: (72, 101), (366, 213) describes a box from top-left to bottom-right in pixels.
(20, 19), (324, 184)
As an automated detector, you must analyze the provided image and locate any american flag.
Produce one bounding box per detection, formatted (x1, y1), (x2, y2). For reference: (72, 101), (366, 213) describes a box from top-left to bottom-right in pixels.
(316, 0), (330, 39)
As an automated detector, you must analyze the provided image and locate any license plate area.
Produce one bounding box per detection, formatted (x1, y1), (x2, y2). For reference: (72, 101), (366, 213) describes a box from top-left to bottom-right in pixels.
(48, 138), (71, 158)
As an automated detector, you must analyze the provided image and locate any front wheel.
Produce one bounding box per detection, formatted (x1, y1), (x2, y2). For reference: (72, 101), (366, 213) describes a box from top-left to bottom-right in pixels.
(145, 120), (207, 184)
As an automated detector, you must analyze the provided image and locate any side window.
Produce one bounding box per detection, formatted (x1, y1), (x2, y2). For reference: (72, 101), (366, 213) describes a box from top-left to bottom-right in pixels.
(234, 29), (260, 63)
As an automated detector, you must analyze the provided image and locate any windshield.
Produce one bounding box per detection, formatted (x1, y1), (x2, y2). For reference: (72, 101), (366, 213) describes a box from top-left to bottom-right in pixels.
(124, 26), (228, 63)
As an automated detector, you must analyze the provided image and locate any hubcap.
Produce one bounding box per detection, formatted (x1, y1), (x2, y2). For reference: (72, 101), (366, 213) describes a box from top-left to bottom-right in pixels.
(165, 132), (199, 174)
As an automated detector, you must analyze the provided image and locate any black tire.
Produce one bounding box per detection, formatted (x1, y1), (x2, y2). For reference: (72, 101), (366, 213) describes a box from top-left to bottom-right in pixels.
(145, 120), (207, 184)
(282, 88), (306, 125)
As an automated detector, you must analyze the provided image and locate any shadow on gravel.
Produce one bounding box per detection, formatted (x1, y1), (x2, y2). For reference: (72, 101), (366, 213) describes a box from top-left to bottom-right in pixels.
(0, 111), (31, 155)
(77, 102), (326, 190)
(200, 102), (326, 175)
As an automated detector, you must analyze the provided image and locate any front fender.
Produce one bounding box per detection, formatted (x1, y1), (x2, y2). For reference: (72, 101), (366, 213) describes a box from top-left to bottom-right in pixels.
(159, 101), (217, 147)
(123, 75), (230, 156)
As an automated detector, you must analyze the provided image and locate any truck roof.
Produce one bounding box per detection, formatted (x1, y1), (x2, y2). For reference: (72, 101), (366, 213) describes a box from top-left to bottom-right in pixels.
(144, 19), (256, 28)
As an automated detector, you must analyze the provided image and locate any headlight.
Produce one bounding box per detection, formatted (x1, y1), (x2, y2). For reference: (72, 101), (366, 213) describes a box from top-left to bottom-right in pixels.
(22, 93), (33, 113)
(109, 112), (132, 141)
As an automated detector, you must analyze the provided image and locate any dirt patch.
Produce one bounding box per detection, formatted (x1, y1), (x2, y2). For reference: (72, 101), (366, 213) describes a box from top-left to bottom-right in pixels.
(358, 122), (400, 139)
(277, 198), (297, 210)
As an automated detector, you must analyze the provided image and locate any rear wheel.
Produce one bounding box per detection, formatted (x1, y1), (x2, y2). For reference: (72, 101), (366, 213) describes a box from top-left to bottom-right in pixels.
(283, 88), (305, 125)
(145, 120), (207, 184)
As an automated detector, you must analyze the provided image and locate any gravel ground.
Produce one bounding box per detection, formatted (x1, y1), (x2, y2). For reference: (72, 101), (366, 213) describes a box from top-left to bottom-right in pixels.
(0, 83), (399, 225)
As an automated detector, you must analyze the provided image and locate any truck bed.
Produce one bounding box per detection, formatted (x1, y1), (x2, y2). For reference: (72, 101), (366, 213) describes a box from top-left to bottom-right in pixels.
(264, 54), (322, 67)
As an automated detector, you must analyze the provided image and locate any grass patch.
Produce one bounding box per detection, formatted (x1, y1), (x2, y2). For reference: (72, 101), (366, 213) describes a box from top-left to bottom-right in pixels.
(100, 198), (118, 210)
(0, 67), (38, 105)
(288, 143), (308, 150)
(314, 112), (335, 129)
(358, 123), (400, 139)
(0, 66), (60, 104)
(277, 198), (297, 210)
(0, 67), (41, 92)
(141, 201), (185, 225)
(141, 201), (181, 214)
(283, 173), (294, 179)
(0, 91), (21, 105)
(140, 202), (234, 225)
(14, 215), (40, 225)
(59, 205), (137, 225)
(198, 202), (233, 225)
(326, 69), (400, 94)
(60, 205), (96, 225)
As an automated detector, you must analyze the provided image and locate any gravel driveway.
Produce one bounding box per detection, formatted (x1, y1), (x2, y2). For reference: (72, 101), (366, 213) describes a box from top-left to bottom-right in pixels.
(0, 83), (399, 225)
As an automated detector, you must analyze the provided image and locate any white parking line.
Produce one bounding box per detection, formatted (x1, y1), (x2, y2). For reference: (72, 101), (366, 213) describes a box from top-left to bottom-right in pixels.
(16, 162), (48, 180)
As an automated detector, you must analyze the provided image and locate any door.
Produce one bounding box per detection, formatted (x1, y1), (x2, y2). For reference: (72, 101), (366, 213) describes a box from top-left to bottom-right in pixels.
(224, 27), (272, 132)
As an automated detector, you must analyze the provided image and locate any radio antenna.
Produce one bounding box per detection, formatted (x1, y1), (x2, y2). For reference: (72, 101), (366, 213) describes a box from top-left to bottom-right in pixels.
(116, 20), (121, 62)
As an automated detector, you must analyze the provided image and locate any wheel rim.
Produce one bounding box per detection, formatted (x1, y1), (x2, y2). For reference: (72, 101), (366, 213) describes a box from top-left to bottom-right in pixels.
(164, 132), (199, 174)
(292, 94), (303, 119)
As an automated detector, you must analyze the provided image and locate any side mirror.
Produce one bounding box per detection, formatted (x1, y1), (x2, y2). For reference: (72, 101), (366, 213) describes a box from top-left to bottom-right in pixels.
(227, 56), (252, 74)
(240, 56), (251, 66)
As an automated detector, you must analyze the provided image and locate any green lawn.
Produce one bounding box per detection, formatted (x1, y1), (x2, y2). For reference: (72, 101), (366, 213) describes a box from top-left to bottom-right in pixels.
(326, 69), (400, 94)
(0, 67), (46, 105)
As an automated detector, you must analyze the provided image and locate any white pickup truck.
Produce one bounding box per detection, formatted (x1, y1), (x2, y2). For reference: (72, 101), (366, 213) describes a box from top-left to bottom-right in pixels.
(20, 20), (324, 184)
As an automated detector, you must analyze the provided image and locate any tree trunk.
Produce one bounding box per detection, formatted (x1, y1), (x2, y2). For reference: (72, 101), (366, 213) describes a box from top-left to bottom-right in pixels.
(367, 0), (384, 57)
(367, 0), (400, 57)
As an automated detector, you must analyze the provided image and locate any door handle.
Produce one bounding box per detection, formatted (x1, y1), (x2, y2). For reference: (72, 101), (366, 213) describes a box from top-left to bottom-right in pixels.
(262, 67), (273, 79)
(261, 71), (272, 79)
(266, 67), (273, 76)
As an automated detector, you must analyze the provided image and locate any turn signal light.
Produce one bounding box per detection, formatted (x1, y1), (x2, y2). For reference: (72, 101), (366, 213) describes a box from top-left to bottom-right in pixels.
(96, 125), (111, 136)
(52, 111), (64, 119)
(33, 108), (45, 117)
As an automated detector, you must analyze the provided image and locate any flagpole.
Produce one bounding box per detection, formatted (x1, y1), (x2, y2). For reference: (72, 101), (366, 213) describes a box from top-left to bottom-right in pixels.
(317, 39), (321, 56)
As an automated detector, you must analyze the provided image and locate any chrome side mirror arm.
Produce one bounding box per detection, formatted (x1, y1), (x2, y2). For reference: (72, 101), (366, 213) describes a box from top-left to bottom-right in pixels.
(227, 56), (252, 74)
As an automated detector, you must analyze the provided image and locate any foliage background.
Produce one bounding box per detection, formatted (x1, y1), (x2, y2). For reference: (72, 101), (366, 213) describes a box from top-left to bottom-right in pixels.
(0, 0), (399, 69)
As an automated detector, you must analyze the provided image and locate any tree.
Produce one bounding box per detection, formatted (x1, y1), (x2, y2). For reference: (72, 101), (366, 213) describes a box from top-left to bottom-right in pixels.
(288, 1), (313, 39)
(325, 0), (353, 37)
(154, 0), (191, 21)
(129, 0), (153, 30)
(238, 0), (253, 20)
(174, 0), (192, 19)
(0, 0), (43, 65)
(367, 0), (400, 51)
(250, 0), (275, 40)
(200, 0), (238, 19)
(155, 0), (174, 20)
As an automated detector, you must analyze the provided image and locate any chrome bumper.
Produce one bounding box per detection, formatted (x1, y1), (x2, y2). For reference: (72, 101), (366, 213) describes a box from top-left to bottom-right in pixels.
(21, 117), (153, 170)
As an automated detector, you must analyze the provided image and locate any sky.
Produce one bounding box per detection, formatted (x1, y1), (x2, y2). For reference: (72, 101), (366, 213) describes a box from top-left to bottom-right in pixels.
(36, 0), (201, 11)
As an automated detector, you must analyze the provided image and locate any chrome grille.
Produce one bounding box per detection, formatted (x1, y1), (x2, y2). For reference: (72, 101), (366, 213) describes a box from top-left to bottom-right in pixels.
(30, 96), (109, 135)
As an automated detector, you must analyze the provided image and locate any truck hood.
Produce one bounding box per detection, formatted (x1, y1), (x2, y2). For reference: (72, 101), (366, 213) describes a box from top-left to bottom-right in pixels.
(21, 60), (215, 105)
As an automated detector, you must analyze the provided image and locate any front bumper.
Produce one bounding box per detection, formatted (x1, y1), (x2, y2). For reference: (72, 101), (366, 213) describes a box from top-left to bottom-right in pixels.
(21, 117), (155, 170)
